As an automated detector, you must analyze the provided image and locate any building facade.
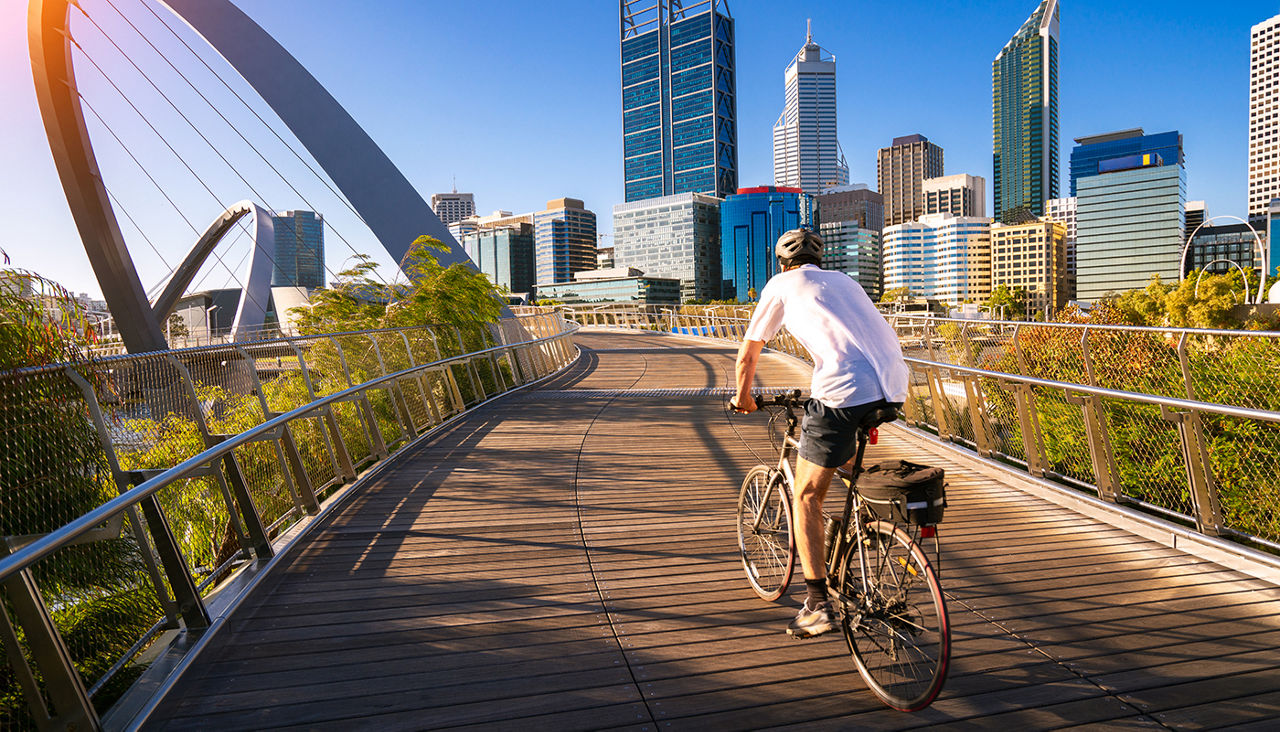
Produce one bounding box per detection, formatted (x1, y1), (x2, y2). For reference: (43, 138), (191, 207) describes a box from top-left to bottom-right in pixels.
(1076, 163), (1185, 302)
(1251, 14), (1280, 222)
(991, 219), (1068, 314)
(772, 24), (847, 194)
(1070, 129), (1183, 197)
(877, 134), (944, 227)
(620, 0), (737, 201)
(923, 174), (987, 218)
(993, 0), (1059, 223)
(819, 221), (881, 299)
(271, 210), (324, 289)
(461, 223), (535, 294)
(533, 198), (598, 285)
(612, 192), (721, 302)
(815, 185), (884, 231)
(882, 214), (992, 307)
(1183, 223), (1265, 277)
(429, 191), (476, 225)
(1044, 196), (1078, 300)
(720, 186), (814, 301)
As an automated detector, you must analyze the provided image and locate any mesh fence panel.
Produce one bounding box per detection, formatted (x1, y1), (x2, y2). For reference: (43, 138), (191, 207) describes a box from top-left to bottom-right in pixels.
(1103, 399), (1193, 516)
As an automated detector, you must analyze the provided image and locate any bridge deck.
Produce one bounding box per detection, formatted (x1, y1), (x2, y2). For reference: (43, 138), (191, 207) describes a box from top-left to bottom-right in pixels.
(146, 331), (1280, 730)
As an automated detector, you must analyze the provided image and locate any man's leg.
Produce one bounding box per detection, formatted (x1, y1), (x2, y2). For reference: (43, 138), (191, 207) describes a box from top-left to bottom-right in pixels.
(793, 456), (837, 582)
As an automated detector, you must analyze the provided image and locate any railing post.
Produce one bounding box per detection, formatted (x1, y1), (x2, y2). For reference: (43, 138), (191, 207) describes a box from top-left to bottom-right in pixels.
(328, 337), (389, 460)
(1160, 405), (1225, 536)
(366, 335), (416, 445)
(1011, 381), (1048, 477)
(962, 374), (993, 456)
(233, 346), (318, 516)
(1176, 333), (1223, 535)
(1066, 391), (1121, 502)
(288, 339), (355, 482)
(926, 366), (952, 440)
(0, 545), (100, 732)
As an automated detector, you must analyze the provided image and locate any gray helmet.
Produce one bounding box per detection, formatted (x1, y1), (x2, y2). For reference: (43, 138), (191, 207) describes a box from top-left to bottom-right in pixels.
(775, 228), (824, 265)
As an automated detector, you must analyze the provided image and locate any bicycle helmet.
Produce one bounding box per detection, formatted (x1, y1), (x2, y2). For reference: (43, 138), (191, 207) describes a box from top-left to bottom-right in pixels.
(775, 228), (824, 267)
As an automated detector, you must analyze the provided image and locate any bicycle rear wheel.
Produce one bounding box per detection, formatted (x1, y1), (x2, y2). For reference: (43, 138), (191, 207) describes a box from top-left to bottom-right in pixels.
(736, 466), (795, 602)
(837, 519), (949, 711)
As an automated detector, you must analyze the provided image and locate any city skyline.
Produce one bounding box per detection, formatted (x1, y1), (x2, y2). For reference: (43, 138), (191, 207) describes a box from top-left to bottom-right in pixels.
(0, 0), (1274, 297)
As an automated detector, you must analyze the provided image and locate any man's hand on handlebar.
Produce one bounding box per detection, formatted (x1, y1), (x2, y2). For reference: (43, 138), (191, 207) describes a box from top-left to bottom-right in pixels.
(729, 394), (757, 414)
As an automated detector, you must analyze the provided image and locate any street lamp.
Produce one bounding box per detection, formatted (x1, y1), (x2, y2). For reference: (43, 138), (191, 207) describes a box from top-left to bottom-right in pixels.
(1180, 215), (1266, 304)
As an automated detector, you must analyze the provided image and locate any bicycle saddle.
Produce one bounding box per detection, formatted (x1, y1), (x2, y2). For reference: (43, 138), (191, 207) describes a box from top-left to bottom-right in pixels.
(860, 406), (900, 431)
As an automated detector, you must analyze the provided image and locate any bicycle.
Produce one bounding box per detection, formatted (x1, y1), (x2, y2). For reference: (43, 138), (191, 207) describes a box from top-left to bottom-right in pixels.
(734, 390), (951, 712)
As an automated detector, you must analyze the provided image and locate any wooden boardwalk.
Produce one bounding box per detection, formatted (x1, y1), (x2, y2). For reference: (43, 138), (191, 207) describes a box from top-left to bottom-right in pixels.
(146, 331), (1280, 730)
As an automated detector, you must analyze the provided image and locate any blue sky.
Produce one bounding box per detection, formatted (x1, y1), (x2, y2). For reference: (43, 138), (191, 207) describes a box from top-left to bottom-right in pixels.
(2, 0), (1278, 297)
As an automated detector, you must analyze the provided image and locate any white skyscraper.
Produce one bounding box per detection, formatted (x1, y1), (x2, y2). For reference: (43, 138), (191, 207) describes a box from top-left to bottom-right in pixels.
(1250, 14), (1280, 222)
(772, 22), (847, 194)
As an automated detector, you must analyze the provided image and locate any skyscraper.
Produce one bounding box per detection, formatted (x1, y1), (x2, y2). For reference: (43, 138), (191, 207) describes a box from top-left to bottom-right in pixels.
(772, 22), (847, 194)
(271, 210), (324, 289)
(1070, 129), (1182, 197)
(993, 0), (1059, 223)
(882, 214), (992, 306)
(1250, 14), (1280, 223)
(620, 1), (737, 202)
(991, 219), (1069, 314)
(533, 198), (597, 285)
(877, 134), (944, 227)
(461, 223), (536, 294)
(816, 185), (883, 298)
(1044, 195), (1078, 300)
(923, 174), (987, 218)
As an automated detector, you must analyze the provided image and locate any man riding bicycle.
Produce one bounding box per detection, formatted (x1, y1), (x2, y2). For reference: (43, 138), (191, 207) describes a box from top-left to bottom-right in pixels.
(730, 228), (908, 639)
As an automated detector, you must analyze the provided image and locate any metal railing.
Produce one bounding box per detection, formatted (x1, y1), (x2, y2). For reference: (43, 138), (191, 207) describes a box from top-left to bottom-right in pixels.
(564, 304), (1280, 555)
(0, 313), (577, 731)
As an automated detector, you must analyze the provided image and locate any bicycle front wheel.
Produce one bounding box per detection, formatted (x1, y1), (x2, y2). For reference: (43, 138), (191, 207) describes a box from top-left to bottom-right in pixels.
(837, 520), (949, 712)
(736, 465), (795, 602)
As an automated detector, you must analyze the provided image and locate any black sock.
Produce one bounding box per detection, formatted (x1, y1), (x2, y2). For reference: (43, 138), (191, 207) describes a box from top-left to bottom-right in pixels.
(805, 577), (828, 606)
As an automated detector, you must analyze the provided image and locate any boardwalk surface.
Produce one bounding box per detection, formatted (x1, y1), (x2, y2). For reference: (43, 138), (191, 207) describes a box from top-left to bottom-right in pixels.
(147, 331), (1280, 730)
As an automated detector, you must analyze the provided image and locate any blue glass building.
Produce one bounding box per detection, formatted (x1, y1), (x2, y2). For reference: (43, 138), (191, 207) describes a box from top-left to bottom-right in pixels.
(1070, 129), (1183, 196)
(720, 186), (814, 301)
(271, 210), (324, 289)
(620, 0), (737, 202)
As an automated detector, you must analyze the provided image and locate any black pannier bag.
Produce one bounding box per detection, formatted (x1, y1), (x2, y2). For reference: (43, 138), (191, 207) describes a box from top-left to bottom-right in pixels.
(858, 460), (946, 526)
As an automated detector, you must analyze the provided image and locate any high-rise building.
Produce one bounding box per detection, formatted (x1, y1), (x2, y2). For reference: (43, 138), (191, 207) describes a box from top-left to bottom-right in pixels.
(597, 246), (616, 269)
(1070, 129), (1183, 197)
(612, 192), (722, 302)
(429, 190), (476, 225)
(461, 223), (536, 294)
(1044, 196), (1078, 300)
(533, 198), (597, 285)
(993, 0), (1059, 223)
(877, 135), (944, 227)
(772, 22), (847, 194)
(720, 186), (814, 301)
(1250, 14), (1280, 222)
(815, 185), (883, 231)
(819, 222), (881, 300)
(991, 219), (1068, 315)
(271, 210), (324, 289)
(620, 0), (737, 202)
(923, 174), (987, 218)
(882, 214), (991, 306)
(1268, 200), (1280, 277)
(1076, 158), (1185, 302)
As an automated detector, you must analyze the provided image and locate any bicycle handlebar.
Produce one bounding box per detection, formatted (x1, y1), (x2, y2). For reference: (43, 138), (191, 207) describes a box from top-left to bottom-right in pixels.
(730, 389), (805, 413)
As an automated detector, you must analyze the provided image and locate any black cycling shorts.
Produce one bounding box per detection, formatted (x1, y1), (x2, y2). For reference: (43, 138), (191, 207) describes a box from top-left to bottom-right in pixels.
(798, 398), (903, 469)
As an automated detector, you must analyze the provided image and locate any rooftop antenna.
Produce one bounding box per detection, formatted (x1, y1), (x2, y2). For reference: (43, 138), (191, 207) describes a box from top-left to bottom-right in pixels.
(806, 18), (812, 44)
(451, 175), (457, 194)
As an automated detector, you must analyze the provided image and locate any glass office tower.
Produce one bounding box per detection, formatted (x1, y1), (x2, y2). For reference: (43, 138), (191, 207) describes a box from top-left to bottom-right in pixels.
(719, 186), (814, 301)
(1069, 129), (1183, 197)
(612, 192), (722, 301)
(271, 210), (325, 289)
(620, 0), (737, 201)
(993, 0), (1059, 223)
(461, 223), (536, 294)
(534, 198), (598, 285)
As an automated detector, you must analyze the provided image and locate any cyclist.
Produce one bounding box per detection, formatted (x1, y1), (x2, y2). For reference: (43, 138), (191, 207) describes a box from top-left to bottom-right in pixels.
(729, 228), (908, 638)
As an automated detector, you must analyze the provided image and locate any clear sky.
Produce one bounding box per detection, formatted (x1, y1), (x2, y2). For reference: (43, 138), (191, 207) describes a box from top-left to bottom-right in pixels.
(2, 0), (1278, 297)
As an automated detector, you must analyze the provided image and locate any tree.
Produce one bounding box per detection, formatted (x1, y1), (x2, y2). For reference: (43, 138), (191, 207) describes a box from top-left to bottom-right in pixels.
(1102, 274), (1172, 326)
(166, 312), (190, 341)
(983, 284), (1028, 320)
(747, 287), (758, 302)
(880, 286), (911, 304)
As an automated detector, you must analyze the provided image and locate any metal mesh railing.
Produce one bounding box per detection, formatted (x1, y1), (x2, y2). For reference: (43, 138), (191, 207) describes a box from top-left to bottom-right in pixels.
(0, 314), (578, 730)
(563, 305), (1280, 555)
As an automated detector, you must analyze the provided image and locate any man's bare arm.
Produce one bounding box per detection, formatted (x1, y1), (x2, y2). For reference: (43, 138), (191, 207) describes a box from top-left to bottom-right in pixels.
(731, 339), (765, 413)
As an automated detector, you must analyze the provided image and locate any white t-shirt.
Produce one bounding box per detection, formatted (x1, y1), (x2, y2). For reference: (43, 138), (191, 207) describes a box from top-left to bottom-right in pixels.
(743, 265), (909, 408)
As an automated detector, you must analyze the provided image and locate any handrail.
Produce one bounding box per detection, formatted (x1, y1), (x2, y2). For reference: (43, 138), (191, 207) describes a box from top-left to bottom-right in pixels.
(888, 313), (1280, 338)
(903, 356), (1280, 424)
(0, 334), (561, 584)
